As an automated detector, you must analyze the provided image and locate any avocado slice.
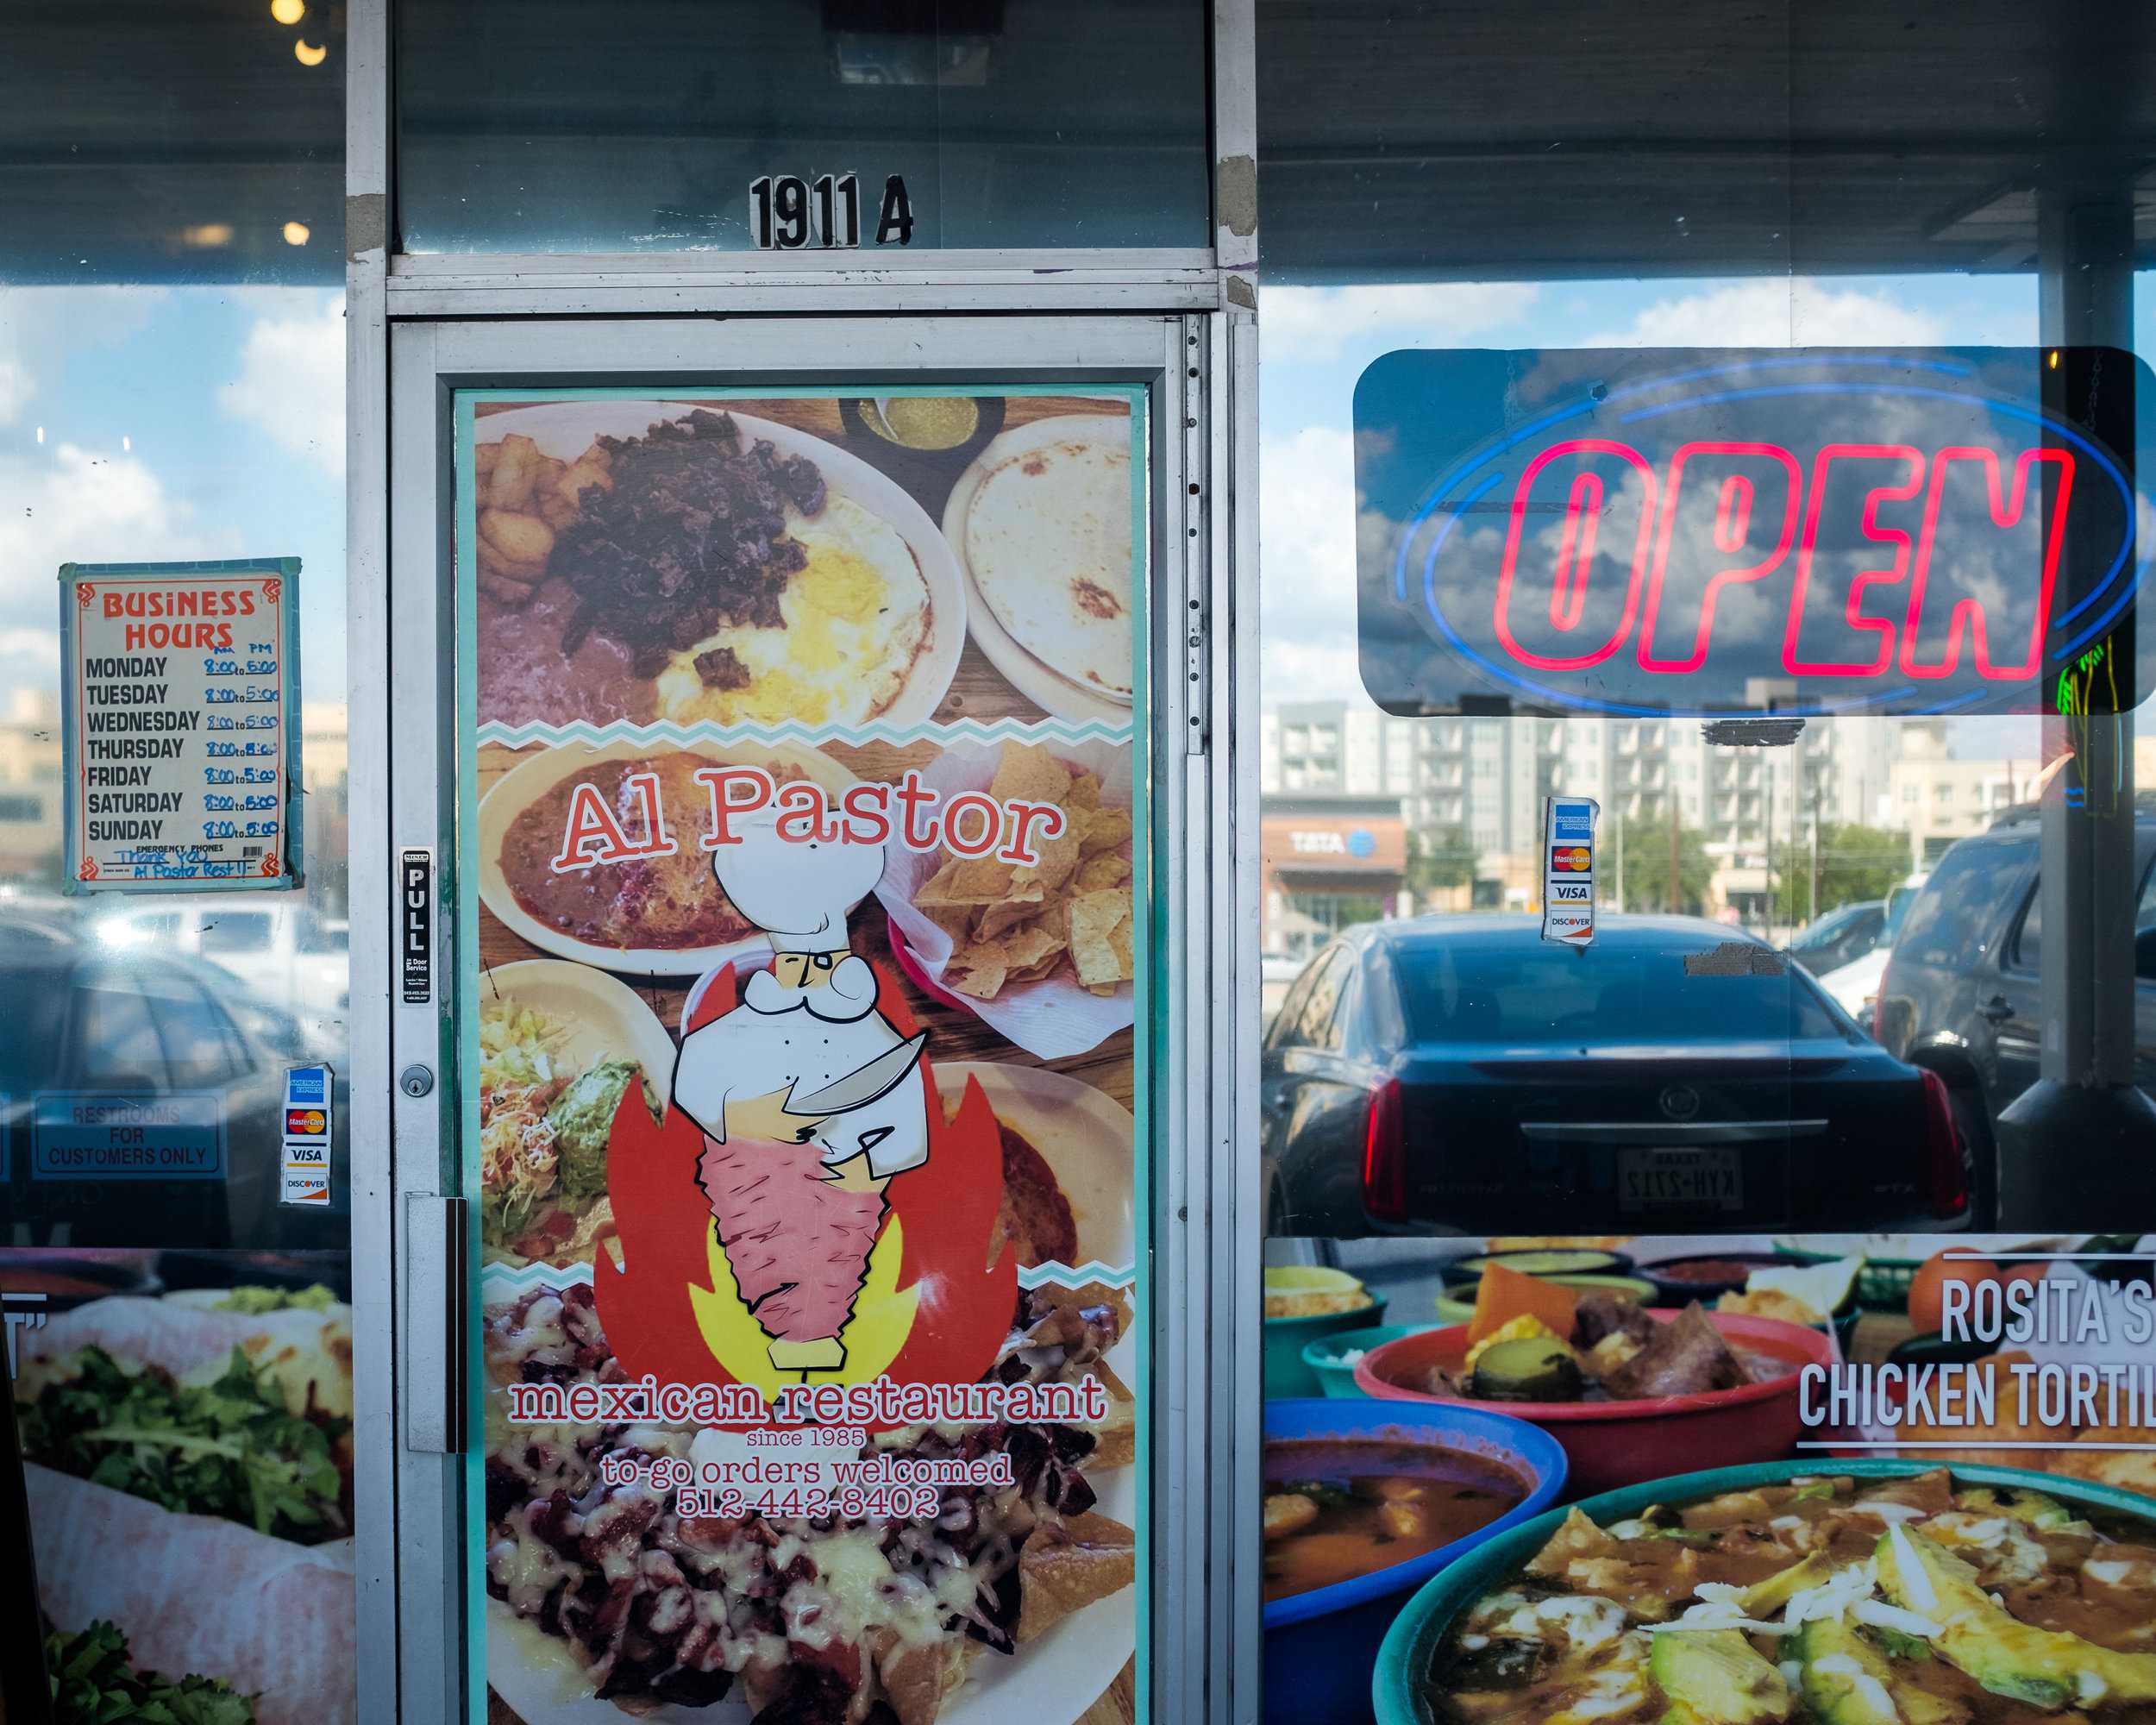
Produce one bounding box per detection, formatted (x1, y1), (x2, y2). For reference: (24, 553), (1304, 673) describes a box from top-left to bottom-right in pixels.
(1796, 1618), (1902, 1725)
(1875, 1526), (2156, 1709)
(1650, 1628), (1792, 1724)
(1472, 1335), (1586, 1402)
(1738, 1552), (1833, 1617)
(1956, 1486), (2082, 1533)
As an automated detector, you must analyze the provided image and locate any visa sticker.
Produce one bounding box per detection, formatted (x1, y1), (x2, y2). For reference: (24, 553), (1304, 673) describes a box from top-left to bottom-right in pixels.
(1541, 796), (1599, 946)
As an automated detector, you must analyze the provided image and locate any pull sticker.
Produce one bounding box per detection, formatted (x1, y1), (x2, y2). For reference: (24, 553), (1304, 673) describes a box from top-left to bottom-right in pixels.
(1542, 795), (1599, 947)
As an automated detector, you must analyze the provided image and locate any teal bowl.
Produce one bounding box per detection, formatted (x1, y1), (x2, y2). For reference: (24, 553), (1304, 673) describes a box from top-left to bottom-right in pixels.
(1300, 1324), (1428, 1397)
(1264, 1296), (1391, 1399)
(1371, 1457), (2156, 1725)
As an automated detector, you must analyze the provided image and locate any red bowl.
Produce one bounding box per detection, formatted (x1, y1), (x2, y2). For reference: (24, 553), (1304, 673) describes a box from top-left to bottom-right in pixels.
(1353, 1309), (1834, 1497)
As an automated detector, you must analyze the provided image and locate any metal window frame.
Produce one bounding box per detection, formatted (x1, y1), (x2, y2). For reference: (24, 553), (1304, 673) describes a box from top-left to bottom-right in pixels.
(345, 3), (1262, 1722)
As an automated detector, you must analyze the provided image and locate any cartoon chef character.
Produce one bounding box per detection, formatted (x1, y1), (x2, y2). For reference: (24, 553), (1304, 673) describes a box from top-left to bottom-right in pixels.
(673, 806), (928, 1372)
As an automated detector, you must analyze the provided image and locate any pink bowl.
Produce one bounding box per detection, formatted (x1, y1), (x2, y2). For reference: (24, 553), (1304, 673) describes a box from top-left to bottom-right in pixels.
(1353, 1309), (1835, 1497)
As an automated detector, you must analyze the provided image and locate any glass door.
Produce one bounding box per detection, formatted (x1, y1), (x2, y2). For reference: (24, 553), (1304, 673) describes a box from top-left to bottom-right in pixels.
(387, 316), (1206, 1725)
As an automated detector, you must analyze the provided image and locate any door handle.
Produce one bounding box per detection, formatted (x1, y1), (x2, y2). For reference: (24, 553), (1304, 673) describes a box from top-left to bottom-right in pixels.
(1978, 995), (2015, 1024)
(403, 1194), (468, 1454)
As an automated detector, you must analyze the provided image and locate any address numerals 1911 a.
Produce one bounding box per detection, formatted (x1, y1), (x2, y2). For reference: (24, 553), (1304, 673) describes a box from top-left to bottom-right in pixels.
(749, 173), (915, 250)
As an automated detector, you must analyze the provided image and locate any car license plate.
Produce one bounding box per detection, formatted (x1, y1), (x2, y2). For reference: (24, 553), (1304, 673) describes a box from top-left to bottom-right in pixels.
(1618, 1146), (1742, 1211)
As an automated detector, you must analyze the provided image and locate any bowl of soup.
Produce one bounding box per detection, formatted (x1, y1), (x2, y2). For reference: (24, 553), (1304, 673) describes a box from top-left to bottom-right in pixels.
(1355, 1308), (1835, 1496)
(1263, 1396), (1568, 1725)
(1373, 1458), (2156, 1725)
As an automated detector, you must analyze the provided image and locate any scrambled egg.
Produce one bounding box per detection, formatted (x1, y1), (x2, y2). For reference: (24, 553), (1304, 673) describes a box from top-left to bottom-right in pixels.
(655, 494), (930, 727)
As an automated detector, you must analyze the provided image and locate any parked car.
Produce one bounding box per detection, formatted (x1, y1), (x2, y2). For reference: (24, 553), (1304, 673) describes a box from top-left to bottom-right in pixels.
(0, 916), (344, 1248)
(92, 895), (349, 1048)
(1788, 899), (1886, 975)
(1260, 913), (1971, 1238)
(1815, 877), (1927, 1026)
(1873, 809), (2156, 1225)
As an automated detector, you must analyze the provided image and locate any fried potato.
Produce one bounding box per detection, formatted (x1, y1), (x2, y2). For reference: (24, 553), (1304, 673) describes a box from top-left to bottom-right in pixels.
(485, 433), (540, 508)
(480, 507), (556, 567)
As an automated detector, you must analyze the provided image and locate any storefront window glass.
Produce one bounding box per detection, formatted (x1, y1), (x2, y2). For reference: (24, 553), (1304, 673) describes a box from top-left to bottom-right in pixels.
(3, 4), (355, 1716)
(396, 0), (1212, 254)
(1253, 7), (2156, 1721)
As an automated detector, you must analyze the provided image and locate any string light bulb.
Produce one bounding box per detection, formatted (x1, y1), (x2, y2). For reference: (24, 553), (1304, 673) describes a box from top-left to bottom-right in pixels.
(295, 37), (326, 66)
(271, 0), (304, 23)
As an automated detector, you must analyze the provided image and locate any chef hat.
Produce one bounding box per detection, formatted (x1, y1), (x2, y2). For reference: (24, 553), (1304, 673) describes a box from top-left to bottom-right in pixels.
(711, 806), (887, 954)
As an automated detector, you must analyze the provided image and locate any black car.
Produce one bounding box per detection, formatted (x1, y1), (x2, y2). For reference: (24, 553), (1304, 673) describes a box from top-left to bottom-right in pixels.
(1260, 913), (1971, 1238)
(0, 917), (343, 1248)
(1873, 809), (2156, 1225)
(1787, 899), (1887, 976)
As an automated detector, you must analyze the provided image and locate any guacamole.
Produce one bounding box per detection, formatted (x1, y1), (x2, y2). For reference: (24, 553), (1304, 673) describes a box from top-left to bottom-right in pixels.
(546, 1060), (640, 1198)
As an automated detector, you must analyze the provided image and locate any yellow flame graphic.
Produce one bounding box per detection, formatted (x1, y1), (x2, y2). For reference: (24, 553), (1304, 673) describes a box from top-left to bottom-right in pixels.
(689, 1216), (920, 1396)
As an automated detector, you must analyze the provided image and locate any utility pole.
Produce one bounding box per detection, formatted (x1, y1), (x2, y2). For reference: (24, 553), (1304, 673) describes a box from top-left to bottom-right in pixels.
(1809, 747), (1821, 925)
(1668, 781), (1682, 914)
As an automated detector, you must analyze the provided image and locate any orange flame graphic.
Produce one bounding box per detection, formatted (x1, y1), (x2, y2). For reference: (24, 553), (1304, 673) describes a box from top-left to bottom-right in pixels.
(594, 959), (1016, 1427)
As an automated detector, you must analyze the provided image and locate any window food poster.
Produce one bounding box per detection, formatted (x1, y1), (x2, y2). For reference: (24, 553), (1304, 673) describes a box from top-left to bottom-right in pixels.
(458, 389), (1149, 1725)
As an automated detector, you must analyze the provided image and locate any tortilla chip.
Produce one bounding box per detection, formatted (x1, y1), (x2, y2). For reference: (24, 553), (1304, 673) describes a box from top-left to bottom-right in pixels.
(1085, 982), (1119, 996)
(921, 903), (975, 944)
(1069, 894), (1125, 986)
(1066, 772), (1102, 811)
(1075, 853), (1131, 893)
(2044, 1425), (2156, 1502)
(998, 924), (1068, 971)
(989, 741), (1073, 807)
(948, 945), (1010, 999)
(970, 899), (1033, 943)
(913, 860), (966, 905)
(1107, 910), (1134, 976)
(1012, 827), (1081, 897)
(1076, 808), (1132, 856)
(1016, 1511), (1138, 1644)
(876, 1635), (969, 1725)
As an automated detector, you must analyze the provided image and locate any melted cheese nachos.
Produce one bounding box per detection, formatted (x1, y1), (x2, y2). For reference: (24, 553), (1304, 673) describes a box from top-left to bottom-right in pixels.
(482, 1283), (1135, 1723)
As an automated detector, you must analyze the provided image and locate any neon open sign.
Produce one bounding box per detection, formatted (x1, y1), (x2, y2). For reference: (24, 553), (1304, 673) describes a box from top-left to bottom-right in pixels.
(1355, 349), (2150, 718)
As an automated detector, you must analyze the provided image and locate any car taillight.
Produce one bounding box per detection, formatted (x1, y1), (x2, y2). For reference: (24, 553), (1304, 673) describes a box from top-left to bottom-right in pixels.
(1363, 1077), (1408, 1223)
(1918, 1068), (1968, 1218)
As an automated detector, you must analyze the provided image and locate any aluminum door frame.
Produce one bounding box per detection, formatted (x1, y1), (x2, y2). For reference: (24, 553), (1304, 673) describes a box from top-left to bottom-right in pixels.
(365, 311), (1253, 1722)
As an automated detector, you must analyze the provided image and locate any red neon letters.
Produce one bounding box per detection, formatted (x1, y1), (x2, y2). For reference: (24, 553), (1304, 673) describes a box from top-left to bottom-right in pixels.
(1492, 436), (2075, 683)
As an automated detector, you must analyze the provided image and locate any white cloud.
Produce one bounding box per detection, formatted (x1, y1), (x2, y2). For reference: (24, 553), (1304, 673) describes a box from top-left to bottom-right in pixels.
(1263, 282), (1541, 366)
(218, 291), (345, 475)
(1583, 279), (1945, 349)
(1258, 423), (1384, 707)
(0, 443), (234, 633)
(0, 287), (163, 427)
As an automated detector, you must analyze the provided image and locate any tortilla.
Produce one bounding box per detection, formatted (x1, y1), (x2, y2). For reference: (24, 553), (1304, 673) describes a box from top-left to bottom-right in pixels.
(965, 432), (1134, 701)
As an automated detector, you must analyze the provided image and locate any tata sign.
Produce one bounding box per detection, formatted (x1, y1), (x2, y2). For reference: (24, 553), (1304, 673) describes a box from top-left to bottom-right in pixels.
(1356, 349), (2150, 718)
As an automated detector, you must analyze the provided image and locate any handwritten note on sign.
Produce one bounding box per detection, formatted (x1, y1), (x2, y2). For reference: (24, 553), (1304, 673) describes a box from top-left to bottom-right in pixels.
(60, 557), (303, 892)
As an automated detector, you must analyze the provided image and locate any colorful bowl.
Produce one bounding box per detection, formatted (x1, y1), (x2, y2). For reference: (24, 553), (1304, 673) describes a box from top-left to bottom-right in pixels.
(1300, 1324), (1430, 1397)
(1447, 1247), (1635, 1282)
(1263, 1396), (1569, 1725)
(1372, 1458), (2156, 1725)
(1264, 1294), (1391, 1399)
(1432, 1272), (1659, 1326)
(1352, 1310), (1834, 1496)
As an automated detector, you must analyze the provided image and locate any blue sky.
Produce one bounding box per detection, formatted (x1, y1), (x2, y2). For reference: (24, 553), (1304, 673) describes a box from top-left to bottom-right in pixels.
(0, 285), (345, 708)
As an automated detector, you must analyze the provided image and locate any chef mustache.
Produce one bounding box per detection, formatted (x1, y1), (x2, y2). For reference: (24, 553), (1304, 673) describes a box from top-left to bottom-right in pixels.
(741, 954), (880, 1022)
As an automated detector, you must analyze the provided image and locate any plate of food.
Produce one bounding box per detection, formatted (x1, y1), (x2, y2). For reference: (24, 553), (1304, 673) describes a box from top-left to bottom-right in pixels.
(877, 738), (1136, 1060)
(477, 737), (860, 976)
(477, 959), (673, 1269)
(471, 399), (966, 731)
(16, 1289), (358, 1725)
(1378, 1458), (2156, 1725)
(941, 412), (1138, 727)
(479, 1280), (1138, 1725)
(935, 1060), (1136, 1274)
